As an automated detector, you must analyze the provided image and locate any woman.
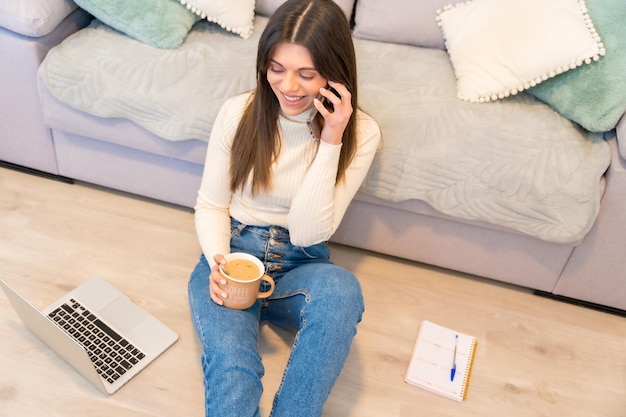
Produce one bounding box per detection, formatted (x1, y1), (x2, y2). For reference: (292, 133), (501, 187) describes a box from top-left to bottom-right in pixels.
(188, 0), (381, 415)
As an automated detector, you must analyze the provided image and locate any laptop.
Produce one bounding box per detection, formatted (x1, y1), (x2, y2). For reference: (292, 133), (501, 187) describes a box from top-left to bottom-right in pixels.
(0, 276), (178, 395)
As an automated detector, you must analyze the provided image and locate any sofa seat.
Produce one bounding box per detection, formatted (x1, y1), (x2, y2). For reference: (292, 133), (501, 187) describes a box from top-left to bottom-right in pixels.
(332, 191), (579, 291)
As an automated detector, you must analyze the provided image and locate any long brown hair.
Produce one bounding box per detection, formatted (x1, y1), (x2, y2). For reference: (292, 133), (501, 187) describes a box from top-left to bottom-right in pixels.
(230, 0), (358, 194)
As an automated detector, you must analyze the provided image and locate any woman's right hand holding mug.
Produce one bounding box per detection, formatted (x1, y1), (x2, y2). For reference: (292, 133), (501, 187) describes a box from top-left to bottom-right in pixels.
(210, 254), (228, 306)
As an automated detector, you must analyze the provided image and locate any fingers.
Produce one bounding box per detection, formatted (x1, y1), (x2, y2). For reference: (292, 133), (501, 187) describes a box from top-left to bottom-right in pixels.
(213, 254), (226, 266)
(324, 80), (351, 111)
(316, 81), (352, 120)
(209, 260), (228, 306)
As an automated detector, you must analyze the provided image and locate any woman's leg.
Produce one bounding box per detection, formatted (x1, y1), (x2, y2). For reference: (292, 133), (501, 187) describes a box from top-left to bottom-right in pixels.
(265, 262), (364, 417)
(188, 254), (265, 417)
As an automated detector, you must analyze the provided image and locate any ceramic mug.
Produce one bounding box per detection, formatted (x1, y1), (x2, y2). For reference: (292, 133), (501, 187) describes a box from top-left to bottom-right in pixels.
(219, 252), (275, 310)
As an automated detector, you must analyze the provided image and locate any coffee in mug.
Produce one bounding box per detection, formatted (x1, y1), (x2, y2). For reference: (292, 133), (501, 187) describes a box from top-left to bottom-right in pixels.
(223, 259), (260, 281)
(219, 252), (275, 310)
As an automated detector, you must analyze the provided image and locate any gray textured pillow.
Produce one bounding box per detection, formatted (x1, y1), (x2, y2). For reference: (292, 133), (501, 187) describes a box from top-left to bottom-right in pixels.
(352, 0), (451, 49)
(255, 0), (356, 22)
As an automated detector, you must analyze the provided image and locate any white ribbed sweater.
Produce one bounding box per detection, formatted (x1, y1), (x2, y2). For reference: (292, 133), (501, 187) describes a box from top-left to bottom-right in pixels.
(195, 92), (380, 263)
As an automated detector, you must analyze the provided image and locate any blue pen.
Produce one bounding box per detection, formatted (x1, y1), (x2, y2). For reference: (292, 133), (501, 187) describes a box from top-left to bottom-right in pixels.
(450, 334), (458, 382)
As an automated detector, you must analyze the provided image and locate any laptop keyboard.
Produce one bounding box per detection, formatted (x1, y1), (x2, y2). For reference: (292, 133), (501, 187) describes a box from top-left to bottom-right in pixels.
(48, 299), (146, 384)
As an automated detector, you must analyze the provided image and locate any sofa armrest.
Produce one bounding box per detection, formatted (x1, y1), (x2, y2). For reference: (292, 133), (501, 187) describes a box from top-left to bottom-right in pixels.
(0, 4), (91, 174)
(553, 132), (626, 310)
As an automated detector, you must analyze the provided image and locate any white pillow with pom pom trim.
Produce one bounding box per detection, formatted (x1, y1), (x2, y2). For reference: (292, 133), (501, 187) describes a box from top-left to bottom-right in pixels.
(437, 0), (605, 103)
(180, 0), (255, 39)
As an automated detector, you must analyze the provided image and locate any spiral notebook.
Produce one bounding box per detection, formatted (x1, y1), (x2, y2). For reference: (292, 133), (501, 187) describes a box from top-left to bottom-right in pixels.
(405, 320), (477, 402)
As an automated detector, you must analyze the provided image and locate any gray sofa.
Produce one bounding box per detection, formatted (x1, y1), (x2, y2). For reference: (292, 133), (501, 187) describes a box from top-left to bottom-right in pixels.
(3, 0), (626, 312)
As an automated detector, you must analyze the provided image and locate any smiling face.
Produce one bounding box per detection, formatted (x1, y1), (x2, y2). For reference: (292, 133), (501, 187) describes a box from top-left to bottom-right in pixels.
(266, 42), (328, 117)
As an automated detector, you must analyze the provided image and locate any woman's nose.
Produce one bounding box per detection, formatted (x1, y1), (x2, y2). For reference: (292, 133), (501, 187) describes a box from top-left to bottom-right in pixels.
(281, 72), (298, 92)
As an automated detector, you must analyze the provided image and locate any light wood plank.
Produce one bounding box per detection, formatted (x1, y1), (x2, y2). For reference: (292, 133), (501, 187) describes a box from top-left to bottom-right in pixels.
(1, 167), (625, 417)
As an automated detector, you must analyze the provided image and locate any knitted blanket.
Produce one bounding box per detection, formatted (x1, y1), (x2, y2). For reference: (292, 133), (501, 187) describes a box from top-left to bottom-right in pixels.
(40, 17), (611, 243)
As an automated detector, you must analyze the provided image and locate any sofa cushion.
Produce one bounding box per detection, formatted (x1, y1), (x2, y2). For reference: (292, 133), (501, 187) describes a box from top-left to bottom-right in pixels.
(437, 0), (605, 103)
(527, 0), (626, 133)
(0, 0), (78, 37)
(352, 0), (450, 49)
(256, 0), (356, 22)
(73, 0), (200, 49)
(178, 0), (255, 39)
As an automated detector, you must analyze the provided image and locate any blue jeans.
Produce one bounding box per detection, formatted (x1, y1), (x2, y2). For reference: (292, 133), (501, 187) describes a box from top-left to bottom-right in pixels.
(188, 219), (364, 417)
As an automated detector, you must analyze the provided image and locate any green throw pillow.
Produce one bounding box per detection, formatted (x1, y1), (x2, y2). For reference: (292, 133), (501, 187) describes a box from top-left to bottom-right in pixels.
(74, 0), (200, 49)
(527, 0), (626, 132)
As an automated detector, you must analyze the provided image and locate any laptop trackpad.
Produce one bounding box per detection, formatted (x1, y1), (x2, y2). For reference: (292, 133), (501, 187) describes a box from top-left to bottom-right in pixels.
(98, 296), (149, 333)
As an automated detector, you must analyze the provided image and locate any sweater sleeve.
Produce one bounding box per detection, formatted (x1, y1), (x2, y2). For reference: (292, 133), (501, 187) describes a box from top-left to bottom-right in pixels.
(194, 94), (249, 265)
(287, 111), (381, 246)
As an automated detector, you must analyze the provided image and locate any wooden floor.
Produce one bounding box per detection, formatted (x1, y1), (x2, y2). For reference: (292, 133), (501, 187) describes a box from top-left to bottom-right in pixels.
(1, 166), (625, 417)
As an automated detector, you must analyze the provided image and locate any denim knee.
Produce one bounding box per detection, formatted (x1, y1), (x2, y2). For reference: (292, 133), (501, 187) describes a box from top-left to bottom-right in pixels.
(307, 266), (365, 325)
